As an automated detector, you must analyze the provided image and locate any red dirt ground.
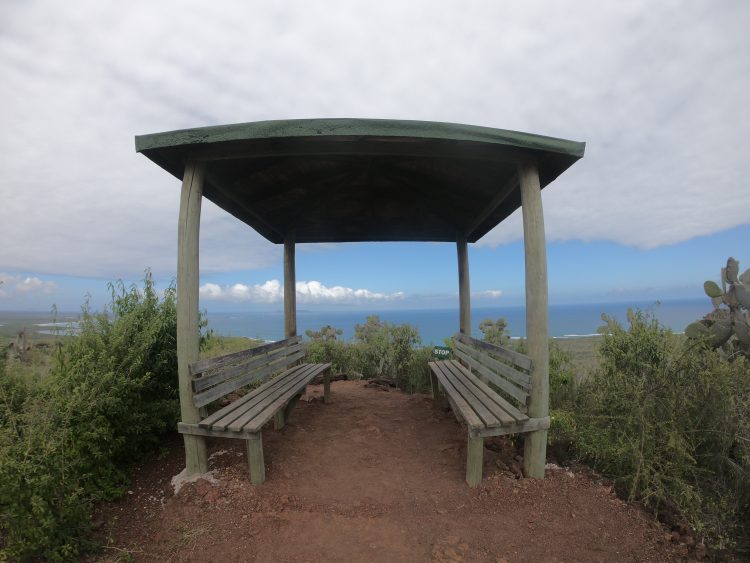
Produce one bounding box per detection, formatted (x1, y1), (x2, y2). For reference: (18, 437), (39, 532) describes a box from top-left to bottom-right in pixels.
(93, 381), (683, 562)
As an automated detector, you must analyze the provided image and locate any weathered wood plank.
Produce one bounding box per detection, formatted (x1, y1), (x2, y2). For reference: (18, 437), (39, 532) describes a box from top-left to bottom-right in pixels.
(178, 422), (256, 439)
(190, 336), (301, 375)
(454, 332), (533, 372)
(232, 363), (329, 433)
(198, 366), (303, 428)
(439, 361), (503, 427)
(193, 349), (305, 407)
(429, 361), (483, 429)
(452, 360), (529, 424)
(470, 416), (550, 438)
(205, 367), (306, 430)
(452, 339), (531, 389)
(177, 159), (208, 475)
(283, 392), (303, 422)
(247, 434), (265, 485)
(284, 236), (297, 338)
(520, 160), (550, 479)
(441, 360), (515, 426)
(457, 237), (471, 335)
(453, 345), (529, 404)
(224, 364), (320, 431)
(430, 369), (440, 400)
(192, 342), (303, 391)
(322, 367), (331, 404)
(466, 433), (484, 487)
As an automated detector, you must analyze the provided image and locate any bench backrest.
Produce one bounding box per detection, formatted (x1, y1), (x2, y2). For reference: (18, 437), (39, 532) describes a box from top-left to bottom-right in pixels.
(452, 333), (534, 410)
(189, 336), (304, 408)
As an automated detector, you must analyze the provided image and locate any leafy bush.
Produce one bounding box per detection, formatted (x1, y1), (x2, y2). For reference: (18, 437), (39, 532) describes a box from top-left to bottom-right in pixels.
(304, 316), (431, 392)
(557, 310), (750, 550)
(0, 273), (184, 560)
(354, 315), (421, 381)
(479, 317), (510, 346)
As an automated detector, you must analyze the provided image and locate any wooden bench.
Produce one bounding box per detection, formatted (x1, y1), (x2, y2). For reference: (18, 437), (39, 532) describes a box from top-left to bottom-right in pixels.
(429, 333), (550, 486)
(177, 336), (331, 484)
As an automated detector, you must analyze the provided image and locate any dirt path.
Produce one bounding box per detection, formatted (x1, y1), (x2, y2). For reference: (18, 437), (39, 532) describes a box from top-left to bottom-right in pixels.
(96, 381), (677, 562)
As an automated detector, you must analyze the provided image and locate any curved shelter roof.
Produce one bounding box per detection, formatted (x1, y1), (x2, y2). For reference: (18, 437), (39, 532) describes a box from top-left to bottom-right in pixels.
(135, 119), (584, 244)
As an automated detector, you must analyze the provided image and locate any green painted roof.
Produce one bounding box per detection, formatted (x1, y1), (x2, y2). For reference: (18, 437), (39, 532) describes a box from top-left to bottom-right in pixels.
(136, 118), (584, 244)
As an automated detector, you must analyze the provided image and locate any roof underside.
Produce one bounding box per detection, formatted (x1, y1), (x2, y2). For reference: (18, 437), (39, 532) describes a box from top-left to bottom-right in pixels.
(135, 119), (584, 244)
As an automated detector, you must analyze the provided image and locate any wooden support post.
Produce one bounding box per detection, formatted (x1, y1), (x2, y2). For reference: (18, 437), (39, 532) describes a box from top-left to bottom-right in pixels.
(430, 370), (440, 400)
(276, 392), (303, 430)
(323, 368), (331, 404)
(284, 392), (303, 419)
(247, 433), (266, 485)
(519, 160), (550, 479)
(274, 410), (285, 430)
(457, 237), (471, 336)
(284, 235), (297, 338)
(466, 433), (484, 487)
(177, 160), (208, 476)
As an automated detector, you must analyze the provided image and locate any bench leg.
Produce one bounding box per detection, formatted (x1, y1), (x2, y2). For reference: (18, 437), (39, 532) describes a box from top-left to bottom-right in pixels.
(283, 392), (302, 422)
(323, 368), (331, 404)
(466, 433), (484, 487)
(246, 433), (265, 485)
(274, 410), (285, 430)
(430, 371), (440, 400)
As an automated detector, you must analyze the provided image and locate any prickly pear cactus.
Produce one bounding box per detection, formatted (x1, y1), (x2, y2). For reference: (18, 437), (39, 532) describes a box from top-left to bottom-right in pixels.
(686, 257), (750, 355)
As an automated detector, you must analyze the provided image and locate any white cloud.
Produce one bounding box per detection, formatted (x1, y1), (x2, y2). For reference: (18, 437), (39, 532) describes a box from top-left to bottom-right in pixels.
(0, 273), (57, 297)
(473, 290), (502, 299)
(0, 0), (748, 279)
(200, 279), (404, 304)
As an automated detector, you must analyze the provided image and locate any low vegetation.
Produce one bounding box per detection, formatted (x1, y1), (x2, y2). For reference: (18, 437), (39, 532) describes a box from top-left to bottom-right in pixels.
(0, 273), (184, 560)
(305, 315), (431, 393)
(1, 266), (748, 559)
(552, 309), (750, 552)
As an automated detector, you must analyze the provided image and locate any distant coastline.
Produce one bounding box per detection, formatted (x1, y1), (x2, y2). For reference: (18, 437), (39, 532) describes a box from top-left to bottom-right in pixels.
(0, 299), (707, 345)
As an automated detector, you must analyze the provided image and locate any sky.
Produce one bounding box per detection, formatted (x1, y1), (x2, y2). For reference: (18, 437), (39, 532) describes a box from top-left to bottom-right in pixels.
(1, 1), (749, 313)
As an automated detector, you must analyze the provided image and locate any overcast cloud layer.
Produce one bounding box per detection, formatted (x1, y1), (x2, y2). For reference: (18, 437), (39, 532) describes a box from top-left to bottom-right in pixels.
(1, 1), (748, 280)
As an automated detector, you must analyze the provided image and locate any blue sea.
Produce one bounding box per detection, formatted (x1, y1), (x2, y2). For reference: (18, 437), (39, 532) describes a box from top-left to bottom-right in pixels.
(205, 299), (708, 345)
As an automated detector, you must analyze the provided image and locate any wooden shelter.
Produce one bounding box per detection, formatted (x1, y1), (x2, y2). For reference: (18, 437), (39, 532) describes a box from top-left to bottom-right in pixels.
(136, 118), (585, 480)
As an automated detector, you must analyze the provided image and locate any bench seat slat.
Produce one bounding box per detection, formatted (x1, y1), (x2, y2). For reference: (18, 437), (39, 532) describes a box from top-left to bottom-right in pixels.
(198, 364), (302, 428)
(452, 361), (529, 424)
(231, 363), (331, 433)
(439, 361), (505, 428)
(440, 360), (515, 426)
(429, 361), (484, 429)
(430, 360), (529, 428)
(221, 364), (320, 431)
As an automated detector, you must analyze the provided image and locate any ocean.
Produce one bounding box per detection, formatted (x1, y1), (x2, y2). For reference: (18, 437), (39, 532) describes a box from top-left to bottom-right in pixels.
(204, 299), (708, 345)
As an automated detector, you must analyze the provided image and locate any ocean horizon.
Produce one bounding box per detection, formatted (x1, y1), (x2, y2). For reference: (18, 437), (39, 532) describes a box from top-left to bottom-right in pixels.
(0, 299), (710, 345)
(203, 299), (708, 345)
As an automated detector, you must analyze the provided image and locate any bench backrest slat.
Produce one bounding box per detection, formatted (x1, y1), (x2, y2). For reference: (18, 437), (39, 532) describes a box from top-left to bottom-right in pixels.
(452, 333), (533, 407)
(193, 349), (305, 408)
(189, 336), (303, 408)
(454, 333), (533, 371)
(190, 335), (301, 375)
(192, 341), (302, 392)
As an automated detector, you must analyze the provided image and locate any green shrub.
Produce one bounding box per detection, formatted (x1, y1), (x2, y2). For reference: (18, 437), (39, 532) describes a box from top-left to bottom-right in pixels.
(354, 315), (421, 381)
(304, 316), (431, 392)
(479, 317), (510, 346)
(512, 337), (576, 410)
(557, 310), (750, 549)
(0, 272), (185, 560)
